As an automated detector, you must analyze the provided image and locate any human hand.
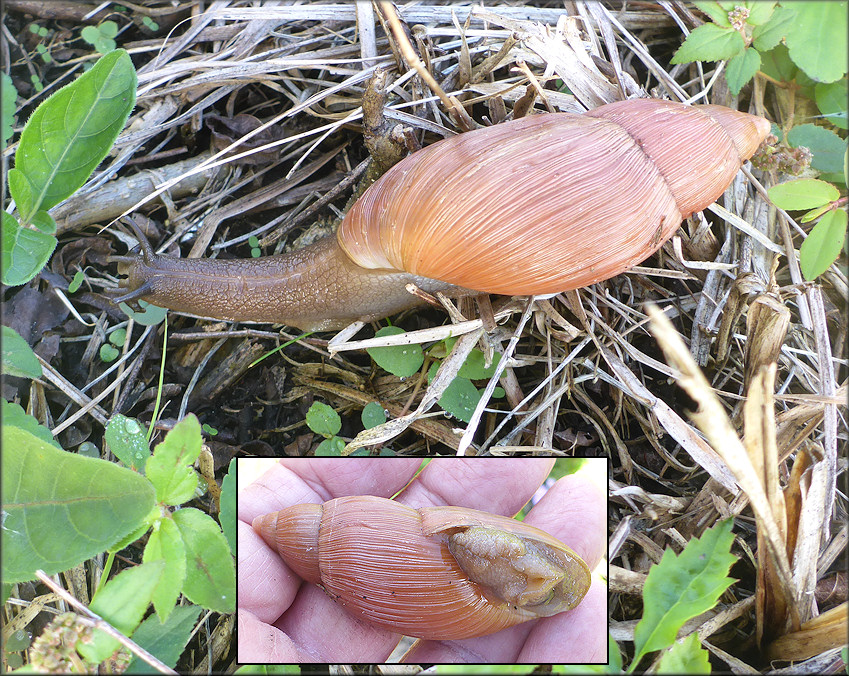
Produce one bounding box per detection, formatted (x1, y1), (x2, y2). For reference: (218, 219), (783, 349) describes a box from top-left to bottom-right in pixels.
(237, 457), (606, 663)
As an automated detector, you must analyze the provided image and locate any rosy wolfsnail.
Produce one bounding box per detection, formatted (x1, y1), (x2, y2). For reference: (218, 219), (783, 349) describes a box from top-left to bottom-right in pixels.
(252, 495), (592, 640)
(117, 99), (770, 331)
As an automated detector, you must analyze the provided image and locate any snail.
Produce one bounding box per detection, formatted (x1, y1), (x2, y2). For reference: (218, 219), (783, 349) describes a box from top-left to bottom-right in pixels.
(251, 495), (592, 640)
(116, 99), (770, 331)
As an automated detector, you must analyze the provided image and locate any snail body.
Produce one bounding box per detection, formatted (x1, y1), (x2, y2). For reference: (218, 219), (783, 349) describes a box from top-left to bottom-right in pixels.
(118, 99), (770, 330)
(252, 495), (591, 640)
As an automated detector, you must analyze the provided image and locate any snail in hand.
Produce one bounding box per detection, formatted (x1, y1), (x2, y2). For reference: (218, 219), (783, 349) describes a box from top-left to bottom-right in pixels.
(116, 99), (770, 331)
(252, 495), (592, 640)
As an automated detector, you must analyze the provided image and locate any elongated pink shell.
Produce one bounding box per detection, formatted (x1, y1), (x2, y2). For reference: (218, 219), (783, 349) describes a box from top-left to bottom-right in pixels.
(252, 495), (591, 640)
(338, 99), (770, 295)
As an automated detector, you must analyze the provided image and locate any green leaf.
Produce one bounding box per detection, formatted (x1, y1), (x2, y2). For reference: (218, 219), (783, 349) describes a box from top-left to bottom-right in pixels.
(219, 458), (237, 555)
(458, 348), (500, 380)
(1, 72), (17, 150)
(78, 560), (166, 664)
(172, 507), (235, 613)
(759, 43), (797, 83)
(768, 178), (840, 210)
(657, 633), (711, 674)
(1, 426), (155, 583)
(1, 211), (57, 286)
(145, 414), (202, 505)
(752, 5), (797, 52)
(9, 49), (136, 223)
(99, 343), (119, 362)
(366, 326), (424, 378)
(691, 2), (732, 27)
(99, 21), (119, 39)
(726, 47), (761, 95)
(670, 23), (745, 65)
(143, 517), (186, 622)
(788, 124), (847, 174)
(31, 210), (56, 234)
(361, 401), (387, 429)
(109, 328), (127, 347)
(751, 6), (794, 51)
(68, 269), (85, 292)
(124, 604), (202, 674)
(743, 1), (775, 26)
(105, 414), (150, 471)
(119, 300), (167, 325)
(815, 80), (848, 130)
(235, 666), (301, 675)
(800, 208), (848, 280)
(305, 401), (342, 438)
(2, 325), (42, 378)
(427, 363), (482, 423)
(631, 519), (737, 667)
(784, 1), (848, 83)
(315, 436), (345, 456)
(1, 400), (59, 449)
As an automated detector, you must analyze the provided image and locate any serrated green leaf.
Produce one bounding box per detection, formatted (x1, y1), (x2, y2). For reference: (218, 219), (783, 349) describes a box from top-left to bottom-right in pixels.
(815, 80), (848, 130)
(752, 5), (797, 52)
(768, 178), (839, 210)
(726, 47), (761, 95)
(219, 458), (237, 555)
(1, 211), (57, 286)
(10, 49), (136, 222)
(305, 401), (341, 438)
(743, 1), (775, 26)
(692, 2), (732, 27)
(105, 414), (150, 471)
(1, 426), (155, 583)
(143, 517), (186, 621)
(146, 414), (202, 505)
(657, 633), (711, 674)
(172, 507), (235, 613)
(800, 208), (848, 280)
(1, 400), (59, 449)
(788, 124), (847, 174)
(632, 519), (737, 667)
(784, 1), (848, 83)
(2, 325), (42, 379)
(361, 401), (387, 429)
(124, 604), (202, 674)
(366, 326), (424, 378)
(78, 560), (166, 664)
(670, 23), (745, 65)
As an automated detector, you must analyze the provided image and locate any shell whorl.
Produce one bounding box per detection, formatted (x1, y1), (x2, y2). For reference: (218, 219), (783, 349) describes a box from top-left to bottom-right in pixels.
(338, 99), (770, 296)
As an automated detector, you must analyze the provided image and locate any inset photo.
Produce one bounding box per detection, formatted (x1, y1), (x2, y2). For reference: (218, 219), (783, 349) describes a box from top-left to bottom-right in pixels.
(236, 457), (607, 665)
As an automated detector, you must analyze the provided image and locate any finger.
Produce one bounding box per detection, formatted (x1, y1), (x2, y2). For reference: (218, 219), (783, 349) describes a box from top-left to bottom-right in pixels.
(525, 470), (607, 568)
(517, 579), (608, 663)
(399, 457), (555, 514)
(237, 520), (299, 623)
(238, 458), (422, 524)
(276, 584), (400, 662)
(237, 609), (312, 662)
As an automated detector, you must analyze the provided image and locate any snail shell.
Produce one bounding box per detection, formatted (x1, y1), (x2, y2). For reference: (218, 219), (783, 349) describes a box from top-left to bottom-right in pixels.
(338, 99), (770, 296)
(252, 495), (591, 640)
